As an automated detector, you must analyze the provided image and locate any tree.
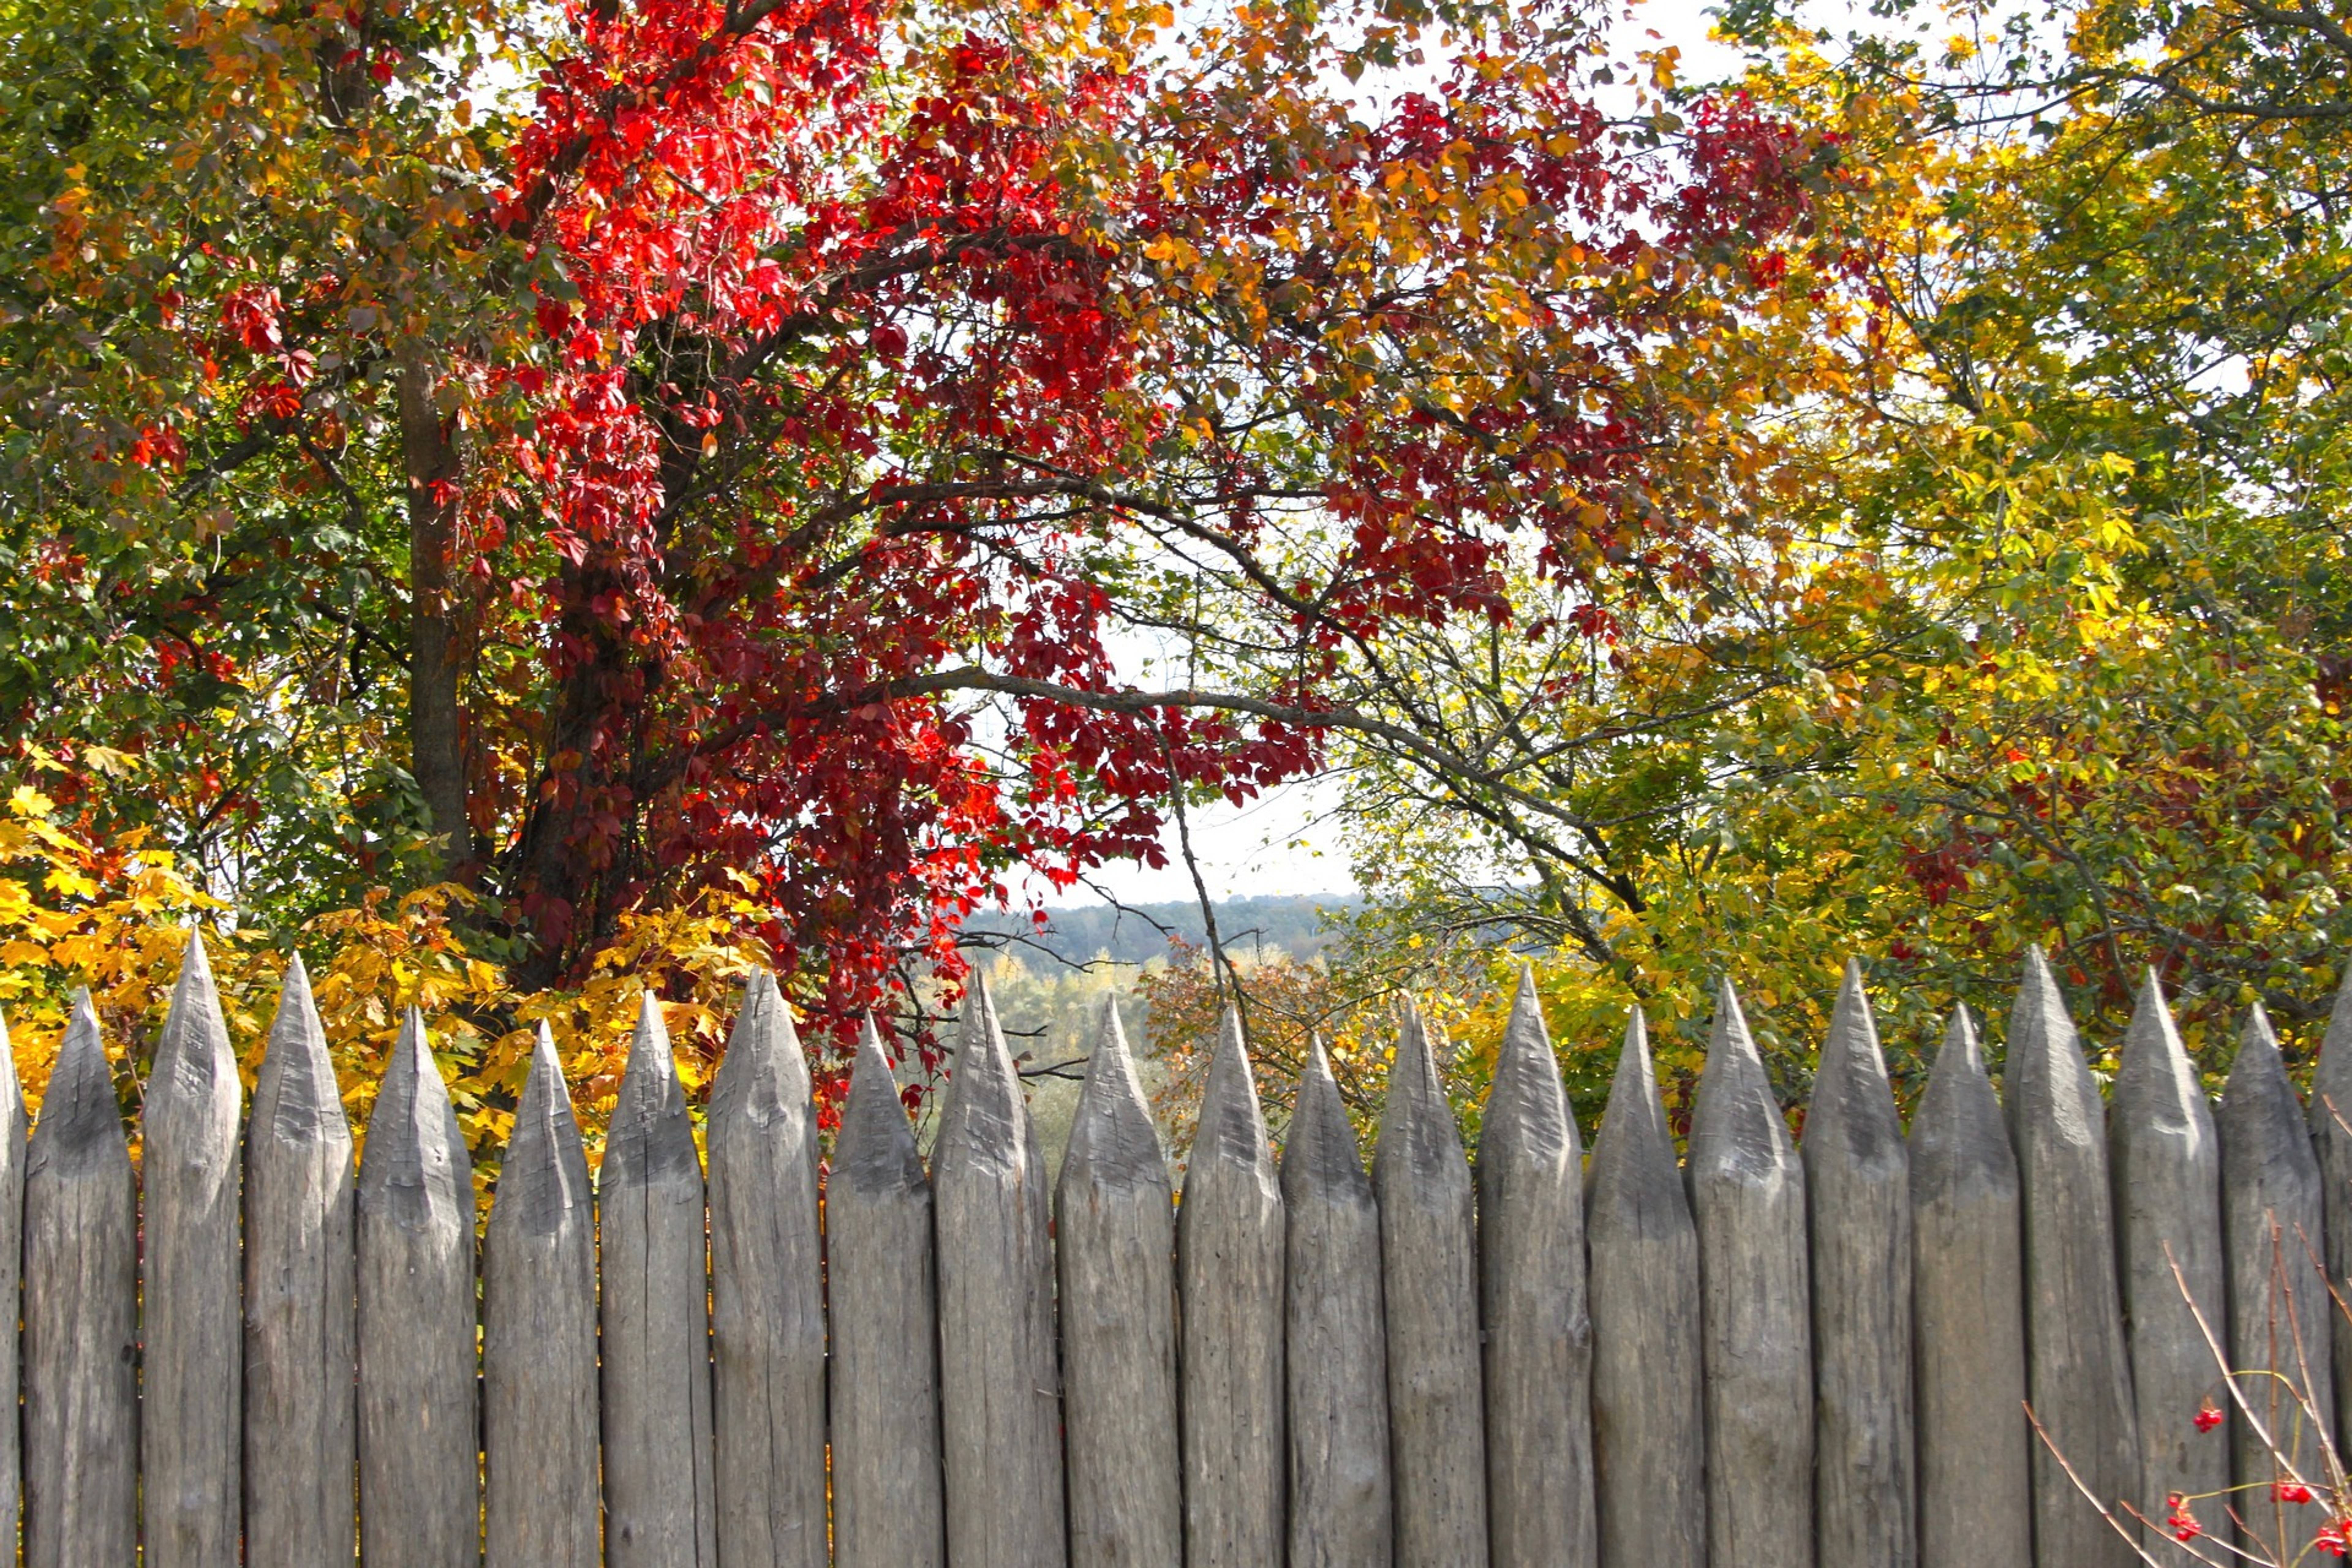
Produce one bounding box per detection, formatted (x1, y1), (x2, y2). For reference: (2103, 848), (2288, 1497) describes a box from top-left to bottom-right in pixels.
(1295, 0), (2352, 1120)
(0, 0), (1835, 1054)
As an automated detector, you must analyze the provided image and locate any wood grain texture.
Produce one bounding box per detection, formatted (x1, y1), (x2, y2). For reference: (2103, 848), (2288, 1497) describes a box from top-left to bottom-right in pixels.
(2110, 973), (2228, 1564)
(828, 1019), (946, 1568)
(1477, 967), (1595, 1568)
(1803, 962), (1913, 1568)
(1373, 999), (1487, 1567)
(484, 1023), (601, 1568)
(1058, 997), (1182, 1568)
(22, 991), (138, 1568)
(1283, 1038), (1391, 1568)
(707, 971), (827, 1568)
(2004, 949), (2141, 1568)
(1179, 1005), (1286, 1567)
(243, 955), (358, 1566)
(1910, 1008), (2030, 1568)
(600, 994), (718, 1568)
(933, 976), (1067, 1568)
(1584, 1008), (1703, 1568)
(2219, 1003), (2332, 1553)
(141, 931), (246, 1568)
(2308, 965), (2352, 1449)
(1689, 978), (1813, 1568)
(357, 1007), (480, 1568)
(0, 1007), (30, 1548)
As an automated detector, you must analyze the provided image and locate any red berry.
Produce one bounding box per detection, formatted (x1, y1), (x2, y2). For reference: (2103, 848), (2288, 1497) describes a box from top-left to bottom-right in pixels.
(2277, 1480), (2317, 1505)
(2193, 1400), (2226, 1434)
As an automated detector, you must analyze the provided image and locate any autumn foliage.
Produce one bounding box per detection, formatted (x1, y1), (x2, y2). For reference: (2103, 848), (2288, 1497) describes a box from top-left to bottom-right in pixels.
(0, 0), (1841, 1083)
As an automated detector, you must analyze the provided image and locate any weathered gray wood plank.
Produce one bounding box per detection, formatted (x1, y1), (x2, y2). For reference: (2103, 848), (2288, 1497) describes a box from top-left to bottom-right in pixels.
(243, 955), (357, 1566)
(933, 976), (1066, 1568)
(1374, 999), (1487, 1566)
(357, 1006), (479, 1568)
(828, 1019), (945, 1568)
(22, 990), (138, 1568)
(600, 994), (717, 1568)
(1911, 1006), (2030, 1568)
(484, 1023), (601, 1568)
(2004, 948), (2140, 1567)
(1689, 978), (1812, 1568)
(1584, 1007), (1703, 1568)
(1478, 967), (1595, 1568)
(0, 1007), (29, 1548)
(1803, 961), (1913, 1568)
(1058, 996), (1181, 1568)
(2219, 1002), (2332, 1553)
(707, 970), (827, 1568)
(2110, 972), (2228, 1563)
(141, 930), (246, 1568)
(2305, 963), (2352, 1455)
(1179, 1005), (1285, 1566)
(1283, 1037), (1391, 1568)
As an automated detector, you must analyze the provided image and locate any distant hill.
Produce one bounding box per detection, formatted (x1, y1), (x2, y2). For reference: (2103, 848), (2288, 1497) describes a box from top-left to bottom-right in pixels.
(957, 893), (1356, 969)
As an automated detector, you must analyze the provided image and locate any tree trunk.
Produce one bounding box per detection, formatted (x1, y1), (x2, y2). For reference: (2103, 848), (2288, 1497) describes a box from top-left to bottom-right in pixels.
(399, 352), (470, 878)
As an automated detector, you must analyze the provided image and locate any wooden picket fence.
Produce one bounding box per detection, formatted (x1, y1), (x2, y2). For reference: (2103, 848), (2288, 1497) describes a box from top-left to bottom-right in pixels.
(0, 936), (2349, 1566)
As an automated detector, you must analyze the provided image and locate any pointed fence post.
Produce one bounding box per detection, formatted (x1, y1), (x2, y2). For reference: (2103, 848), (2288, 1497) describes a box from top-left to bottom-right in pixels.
(1478, 968), (1596, 1568)
(1689, 979), (1812, 1567)
(358, 1007), (479, 1568)
(1911, 1007), (2031, 1568)
(22, 992), (138, 1568)
(484, 1024), (601, 1568)
(2219, 1003), (2332, 1551)
(600, 995), (718, 1567)
(933, 977), (1066, 1568)
(828, 1020), (945, 1568)
(0, 1009), (27, 1548)
(1058, 997), (1182, 1568)
(2005, 949), (2141, 1567)
(1283, 1038), (1392, 1568)
(2110, 973), (2228, 1562)
(142, 931), (245, 1568)
(707, 971), (827, 1568)
(1584, 1008), (1704, 1568)
(2306, 966), (2352, 1450)
(1180, 1005), (1286, 1566)
(1804, 961), (1914, 1568)
(244, 956), (358, 1564)
(1374, 999), (1487, 1566)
